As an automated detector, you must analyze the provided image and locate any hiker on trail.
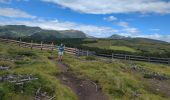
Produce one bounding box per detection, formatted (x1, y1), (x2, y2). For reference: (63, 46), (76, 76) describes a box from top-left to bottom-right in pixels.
(58, 43), (65, 62)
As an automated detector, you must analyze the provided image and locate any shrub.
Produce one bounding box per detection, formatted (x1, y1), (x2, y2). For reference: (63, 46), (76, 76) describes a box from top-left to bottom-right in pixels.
(85, 56), (96, 60)
(17, 51), (36, 57)
(0, 88), (5, 100)
(143, 73), (153, 79)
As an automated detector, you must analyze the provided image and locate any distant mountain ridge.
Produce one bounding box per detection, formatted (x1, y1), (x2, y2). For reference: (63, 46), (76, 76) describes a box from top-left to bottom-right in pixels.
(0, 25), (86, 38)
(109, 34), (128, 39)
(0, 25), (168, 43)
(109, 34), (168, 43)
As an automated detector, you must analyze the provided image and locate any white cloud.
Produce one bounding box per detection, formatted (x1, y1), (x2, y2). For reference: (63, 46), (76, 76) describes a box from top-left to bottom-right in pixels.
(150, 28), (160, 31)
(42, 0), (170, 14)
(0, 0), (29, 4)
(104, 16), (117, 21)
(0, 7), (36, 18)
(0, 18), (118, 37)
(117, 21), (129, 27)
(0, 0), (10, 3)
(123, 27), (139, 34)
(136, 34), (170, 42)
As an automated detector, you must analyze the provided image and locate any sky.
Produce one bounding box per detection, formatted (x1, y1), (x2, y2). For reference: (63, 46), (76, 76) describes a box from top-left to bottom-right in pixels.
(0, 0), (170, 42)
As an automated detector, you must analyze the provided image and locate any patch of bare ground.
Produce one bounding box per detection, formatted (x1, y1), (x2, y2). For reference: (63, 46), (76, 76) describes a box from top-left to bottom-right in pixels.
(144, 79), (170, 98)
(129, 64), (170, 98)
(57, 61), (108, 100)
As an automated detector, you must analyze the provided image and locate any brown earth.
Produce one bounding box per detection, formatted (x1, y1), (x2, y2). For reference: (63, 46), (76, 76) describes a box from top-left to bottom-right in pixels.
(144, 79), (170, 97)
(57, 61), (107, 100)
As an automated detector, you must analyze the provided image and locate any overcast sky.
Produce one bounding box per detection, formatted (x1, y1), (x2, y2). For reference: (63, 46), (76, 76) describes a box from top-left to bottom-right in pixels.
(0, 0), (170, 42)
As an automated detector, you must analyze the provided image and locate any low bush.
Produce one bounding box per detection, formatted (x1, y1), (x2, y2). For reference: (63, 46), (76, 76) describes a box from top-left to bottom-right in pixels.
(17, 51), (36, 57)
(0, 87), (5, 100)
(85, 56), (96, 60)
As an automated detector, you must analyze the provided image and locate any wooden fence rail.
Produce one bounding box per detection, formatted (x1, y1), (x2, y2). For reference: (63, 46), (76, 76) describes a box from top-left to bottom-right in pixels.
(0, 38), (76, 55)
(0, 38), (170, 65)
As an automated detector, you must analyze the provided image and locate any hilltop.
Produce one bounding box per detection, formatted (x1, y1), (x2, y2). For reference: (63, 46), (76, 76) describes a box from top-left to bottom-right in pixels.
(0, 25), (86, 38)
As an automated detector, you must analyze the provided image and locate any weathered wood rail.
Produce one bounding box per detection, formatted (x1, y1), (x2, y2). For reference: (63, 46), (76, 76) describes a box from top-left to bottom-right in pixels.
(0, 38), (170, 65)
(0, 38), (76, 55)
(97, 53), (170, 64)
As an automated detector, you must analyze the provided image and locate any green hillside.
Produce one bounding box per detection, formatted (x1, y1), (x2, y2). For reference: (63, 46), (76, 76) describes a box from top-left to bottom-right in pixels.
(0, 25), (86, 38)
(0, 42), (77, 100)
(0, 41), (170, 100)
(82, 38), (170, 57)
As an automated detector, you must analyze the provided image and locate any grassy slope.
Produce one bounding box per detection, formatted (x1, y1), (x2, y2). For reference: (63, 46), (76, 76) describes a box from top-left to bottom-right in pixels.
(63, 55), (170, 100)
(83, 39), (170, 55)
(1, 42), (170, 100)
(110, 46), (137, 52)
(0, 43), (77, 100)
(83, 39), (138, 53)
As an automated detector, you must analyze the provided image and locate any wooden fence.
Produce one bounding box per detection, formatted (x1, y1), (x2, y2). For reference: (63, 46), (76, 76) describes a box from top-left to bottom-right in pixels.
(97, 54), (170, 64)
(0, 38), (77, 55)
(0, 38), (170, 65)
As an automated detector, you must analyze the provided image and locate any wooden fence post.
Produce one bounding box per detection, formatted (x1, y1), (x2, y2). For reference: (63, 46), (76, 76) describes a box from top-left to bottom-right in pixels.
(129, 55), (131, 60)
(31, 40), (33, 49)
(80, 49), (82, 56)
(41, 41), (43, 50)
(148, 57), (150, 62)
(168, 58), (170, 64)
(112, 53), (114, 59)
(51, 42), (54, 51)
(75, 48), (78, 56)
(87, 50), (89, 56)
(75, 48), (77, 56)
(125, 55), (127, 60)
(78, 49), (80, 56)
(19, 38), (21, 47)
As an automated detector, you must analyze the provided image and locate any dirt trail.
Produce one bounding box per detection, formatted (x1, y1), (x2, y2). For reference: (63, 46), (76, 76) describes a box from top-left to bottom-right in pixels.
(57, 61), (107, 100)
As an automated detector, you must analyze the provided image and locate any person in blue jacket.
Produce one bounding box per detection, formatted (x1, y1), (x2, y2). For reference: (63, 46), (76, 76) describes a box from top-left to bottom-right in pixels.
(58, 43), (65, 61)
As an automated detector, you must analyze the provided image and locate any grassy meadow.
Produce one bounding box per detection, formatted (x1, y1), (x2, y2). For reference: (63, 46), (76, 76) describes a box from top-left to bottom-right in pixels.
(0, 42), (170, 100)
(63, 55), (170, 100)
(82, 39), (139, 53)
(0, 42), (77, 100)
(82, 39), (170, 57)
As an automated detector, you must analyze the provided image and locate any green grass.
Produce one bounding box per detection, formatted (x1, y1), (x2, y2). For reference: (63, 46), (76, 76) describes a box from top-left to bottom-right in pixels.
(1, 42), (170, 100)
(83, 39), (170, 57)
(110, 46), (137, 52)
(0, 43), (77, 100)
(83, 40), (138, 53)
(63, 55), (170, 100)
(83, 40), (112, 49)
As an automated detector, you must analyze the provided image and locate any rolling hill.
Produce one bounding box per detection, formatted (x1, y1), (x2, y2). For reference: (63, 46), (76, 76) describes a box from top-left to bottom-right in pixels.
(0, 25), (86, 38)
(109, 34), (128, 39)
(82, 38), (170, 57)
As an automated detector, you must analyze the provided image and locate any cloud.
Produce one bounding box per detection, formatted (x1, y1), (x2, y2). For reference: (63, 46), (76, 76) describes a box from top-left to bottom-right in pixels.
(150, 28), (160, 31)
(117, 21), (129, 27)
(0, 0), (10, 3)
(123, 27), (139, 35)
(0, 0), (29, 4)
(42, 0), (170, 14)
(104, 16), (117, 21)
(0, 18), (118, 37)
(136, 34), (170, 42)
(0, 7), (36, 18)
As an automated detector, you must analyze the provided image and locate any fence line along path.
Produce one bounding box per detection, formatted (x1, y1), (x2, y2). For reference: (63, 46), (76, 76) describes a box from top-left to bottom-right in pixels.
(0, 38), (76, 55)
(0, 38), (170, 65)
